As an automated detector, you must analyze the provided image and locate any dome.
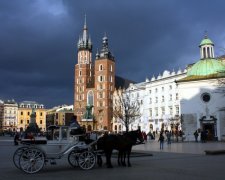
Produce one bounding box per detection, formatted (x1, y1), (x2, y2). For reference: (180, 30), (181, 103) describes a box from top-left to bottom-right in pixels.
(199, 37), (214, 46)
(187, 59), (225, 76)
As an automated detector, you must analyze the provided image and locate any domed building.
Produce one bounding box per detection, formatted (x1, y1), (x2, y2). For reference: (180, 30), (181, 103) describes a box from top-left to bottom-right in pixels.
(177, 35), (225, 141)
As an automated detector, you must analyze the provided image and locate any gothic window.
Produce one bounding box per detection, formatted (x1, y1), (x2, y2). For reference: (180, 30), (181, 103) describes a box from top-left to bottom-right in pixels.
(87, 91), (94, 106)
(99, 75), (103, 82)
(99, 64), (103, 71)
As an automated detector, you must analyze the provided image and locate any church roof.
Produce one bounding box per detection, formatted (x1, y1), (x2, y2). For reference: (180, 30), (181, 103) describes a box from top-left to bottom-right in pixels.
(199, 37), (214, 46)
(187, 58), (225, 76)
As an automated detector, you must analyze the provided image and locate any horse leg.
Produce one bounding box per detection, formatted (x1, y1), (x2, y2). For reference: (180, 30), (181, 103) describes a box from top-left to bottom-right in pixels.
(97, 154), (102, 167)
(122, 151), (126, 166)
(127, 147), (132, 167)
(106, 150), (113, 168)
(118, 150), (122, 166)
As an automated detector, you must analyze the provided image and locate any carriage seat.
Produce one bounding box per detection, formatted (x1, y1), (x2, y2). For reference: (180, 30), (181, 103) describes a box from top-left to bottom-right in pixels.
(21, 138), (47, 145)
(70, 127), (86, 135)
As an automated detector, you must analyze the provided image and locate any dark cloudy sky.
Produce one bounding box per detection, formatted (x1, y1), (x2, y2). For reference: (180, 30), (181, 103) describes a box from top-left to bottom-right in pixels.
(1, 0), (225, 108)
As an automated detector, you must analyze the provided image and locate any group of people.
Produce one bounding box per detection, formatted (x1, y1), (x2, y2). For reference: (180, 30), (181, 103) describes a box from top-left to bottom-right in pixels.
(194, 129), (209, 143)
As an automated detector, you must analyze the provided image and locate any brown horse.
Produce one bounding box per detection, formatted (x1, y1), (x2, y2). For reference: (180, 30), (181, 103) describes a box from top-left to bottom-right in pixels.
(97, 129), (144, 168)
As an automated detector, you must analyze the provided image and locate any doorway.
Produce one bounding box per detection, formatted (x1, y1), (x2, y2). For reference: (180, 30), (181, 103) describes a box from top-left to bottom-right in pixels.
(203, 123), (215, 141)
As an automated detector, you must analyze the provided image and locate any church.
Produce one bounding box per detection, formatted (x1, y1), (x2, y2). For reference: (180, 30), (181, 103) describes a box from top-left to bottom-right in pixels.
(74, 18), (133, 131)
(177, 35), (225, 141)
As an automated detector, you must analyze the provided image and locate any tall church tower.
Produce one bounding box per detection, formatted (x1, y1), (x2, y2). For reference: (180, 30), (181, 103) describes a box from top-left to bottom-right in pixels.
(94, 35), (115, 130)
(74, 16), (93, 122)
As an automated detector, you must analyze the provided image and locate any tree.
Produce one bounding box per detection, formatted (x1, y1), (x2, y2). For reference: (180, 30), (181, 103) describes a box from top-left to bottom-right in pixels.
(113, 88), (141, 132)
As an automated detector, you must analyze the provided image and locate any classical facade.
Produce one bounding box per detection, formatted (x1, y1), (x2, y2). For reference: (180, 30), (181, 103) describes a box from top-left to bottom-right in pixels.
(74, 18), (115, 131)
(0, 99), (18, 131)
(17, 101), (46, 132)
(112, 69), (187, 133)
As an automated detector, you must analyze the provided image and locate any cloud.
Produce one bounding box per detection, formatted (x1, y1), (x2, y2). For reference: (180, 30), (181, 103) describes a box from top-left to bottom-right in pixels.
(1, 0), (225, 108)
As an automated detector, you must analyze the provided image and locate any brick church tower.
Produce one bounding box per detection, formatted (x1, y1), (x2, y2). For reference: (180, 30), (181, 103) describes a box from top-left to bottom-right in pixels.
(74, 17), (115, 131)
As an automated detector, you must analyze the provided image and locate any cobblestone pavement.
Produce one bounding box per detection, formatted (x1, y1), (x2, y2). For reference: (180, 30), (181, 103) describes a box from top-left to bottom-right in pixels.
(133, 139), (225, 154)
(1, 135), (225, 180)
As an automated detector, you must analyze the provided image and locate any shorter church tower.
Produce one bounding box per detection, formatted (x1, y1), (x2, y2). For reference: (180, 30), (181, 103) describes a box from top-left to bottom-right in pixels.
(94, 35), (115, 130)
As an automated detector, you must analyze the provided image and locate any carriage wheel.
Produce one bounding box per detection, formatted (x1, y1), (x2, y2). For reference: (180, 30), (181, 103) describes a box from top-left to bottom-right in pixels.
(78, 151), (96, 170)
(13, 147), (28, 169)
(68, 150), (79, 167)
(19, 147), (45, 174)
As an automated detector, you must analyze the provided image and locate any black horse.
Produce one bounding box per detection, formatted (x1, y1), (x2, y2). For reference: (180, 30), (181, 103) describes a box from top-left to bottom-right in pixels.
(97, 129), (144, 168)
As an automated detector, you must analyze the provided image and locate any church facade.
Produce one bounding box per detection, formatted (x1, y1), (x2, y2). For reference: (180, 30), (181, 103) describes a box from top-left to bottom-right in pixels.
(74, 18), (115, 131)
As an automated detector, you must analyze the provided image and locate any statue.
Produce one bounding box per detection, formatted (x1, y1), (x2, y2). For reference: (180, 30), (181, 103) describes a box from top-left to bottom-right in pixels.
(84, 105), (94, 119)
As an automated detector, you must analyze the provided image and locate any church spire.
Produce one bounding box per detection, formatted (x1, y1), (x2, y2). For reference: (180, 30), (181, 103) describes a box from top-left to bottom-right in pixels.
(96, 33), (114, 60)
(77, 15), (92, 51)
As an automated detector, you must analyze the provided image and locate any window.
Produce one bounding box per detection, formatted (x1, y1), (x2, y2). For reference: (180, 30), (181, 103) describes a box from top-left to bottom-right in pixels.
(110, 65), (113, 72)
(149, 109), (152, 117)
(155, 88), (158, 93)
(176, 93), (179, 100)
(169, 106), (173, 115)
(79, 70), (82, 76)
(99, 64), (103, 71)
(27, 120), (29, 124)
(40, 120), (43, 124)
(40, 112), (43, 116)
(27, 112), (30, 115)
(149, 90), (151, 94)
(20, 120), (23, 124)
(21, 112), (23, 115)
(169, 85), (172, 90)
(155, 97), (158, 103)
(162, 87), (164, 91)
(99, 76), (103, 82)
(162, 96), (164, 102)
(175, 106), (179, 115)
(161, 107), (165, 115)
(155, 107), (158, 116)
(149, 98), (152, 104)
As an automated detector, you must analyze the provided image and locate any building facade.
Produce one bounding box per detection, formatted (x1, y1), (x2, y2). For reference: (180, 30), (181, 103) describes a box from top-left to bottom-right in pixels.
(46, 105), (74, 127)
(74, 18), (115, 131)
(17, 101), (46, 132)
(0, 99), (18, 131)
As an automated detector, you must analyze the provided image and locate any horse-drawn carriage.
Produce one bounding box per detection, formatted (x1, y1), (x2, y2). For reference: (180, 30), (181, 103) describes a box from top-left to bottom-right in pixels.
(13, 125), (102, 174)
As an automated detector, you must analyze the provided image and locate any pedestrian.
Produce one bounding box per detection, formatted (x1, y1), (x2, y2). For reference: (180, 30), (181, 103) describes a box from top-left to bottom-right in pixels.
(194, 130), (199, 142)
(14, 132), (20, 145)
(166, 131), (172, 144)
(158, 132), (165, 150)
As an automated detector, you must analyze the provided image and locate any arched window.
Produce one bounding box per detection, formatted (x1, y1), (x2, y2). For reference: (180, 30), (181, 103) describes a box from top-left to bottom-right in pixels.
(87, 91), (94, 106)
(99, 64), (103, 71)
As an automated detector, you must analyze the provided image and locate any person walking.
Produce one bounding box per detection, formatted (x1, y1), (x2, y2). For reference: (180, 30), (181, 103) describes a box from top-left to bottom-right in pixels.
(166, 131), (172, 145)
(194, 130), (199, 142)
(158, 132), (165, 150)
